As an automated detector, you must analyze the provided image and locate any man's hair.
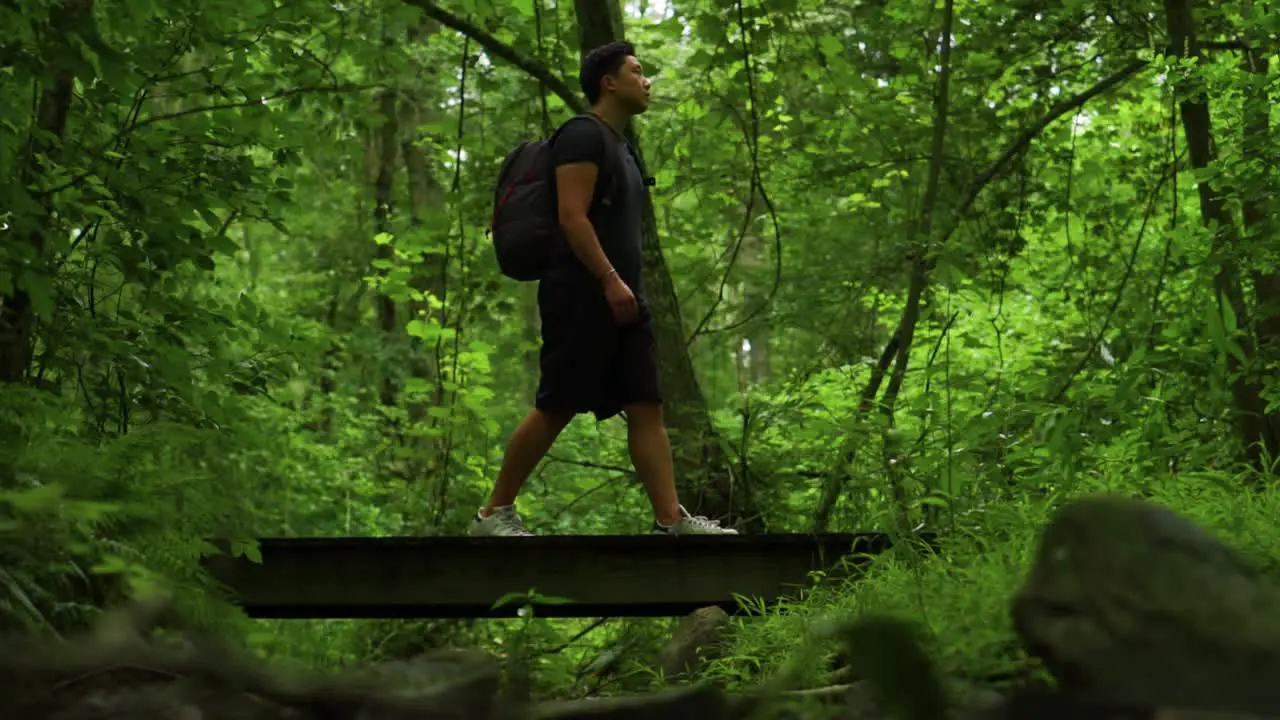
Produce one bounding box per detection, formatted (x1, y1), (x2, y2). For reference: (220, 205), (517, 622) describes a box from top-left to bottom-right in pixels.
(580, 41), (635, 105)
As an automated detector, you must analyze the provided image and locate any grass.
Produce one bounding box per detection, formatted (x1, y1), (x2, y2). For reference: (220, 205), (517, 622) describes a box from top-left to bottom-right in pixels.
(700, 466), (1280, 694)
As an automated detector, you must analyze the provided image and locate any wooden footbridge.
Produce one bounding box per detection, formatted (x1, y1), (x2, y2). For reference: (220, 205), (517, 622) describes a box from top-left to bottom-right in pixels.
(202, 532), (935, 619)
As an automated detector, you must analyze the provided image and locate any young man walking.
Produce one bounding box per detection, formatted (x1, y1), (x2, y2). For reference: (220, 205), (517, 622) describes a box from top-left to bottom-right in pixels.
(469, 42), (737, 537)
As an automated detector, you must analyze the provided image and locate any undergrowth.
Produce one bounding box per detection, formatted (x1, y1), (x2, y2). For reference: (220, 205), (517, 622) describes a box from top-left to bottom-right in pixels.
(701, 468), (1280, 693)
(4, 374), (1279, 701)
(0, 384), (306, 638)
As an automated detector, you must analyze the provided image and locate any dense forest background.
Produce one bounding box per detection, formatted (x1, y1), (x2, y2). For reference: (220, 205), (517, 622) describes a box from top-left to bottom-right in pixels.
(2, 0), (1279, 702)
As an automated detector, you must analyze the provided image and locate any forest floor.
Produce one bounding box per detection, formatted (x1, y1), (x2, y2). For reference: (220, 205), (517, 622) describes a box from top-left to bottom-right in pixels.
(9, 475), (1276, 719)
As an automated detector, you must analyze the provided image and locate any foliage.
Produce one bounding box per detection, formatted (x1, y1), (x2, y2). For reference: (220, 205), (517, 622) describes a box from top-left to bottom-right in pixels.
(1, 0), (1278, 705)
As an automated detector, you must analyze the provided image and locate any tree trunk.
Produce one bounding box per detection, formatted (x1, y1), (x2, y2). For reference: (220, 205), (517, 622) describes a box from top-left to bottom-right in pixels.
(572, 0), (758, 528)
(732, 190), (773, 386)
(372, 88), (401, 409)
(0, 0), (95, 383)
(399, 80), (446, 425)
(306, 294), (343, 435)
(813, 0), (954, 532)
(396, 26), (464, 526)
(1238, 27), (1280, 463)
(1163, 0), (1277, 473)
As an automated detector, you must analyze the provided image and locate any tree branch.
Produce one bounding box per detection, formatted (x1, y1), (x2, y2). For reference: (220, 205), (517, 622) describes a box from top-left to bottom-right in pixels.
(536, 618), (612, 656)
(951, 59), (1150, 224)
(402, 0), (585, 114)
(545, 453), (633, 475)
(105, 83), (375, 145)
(810, 58), (1151, 532)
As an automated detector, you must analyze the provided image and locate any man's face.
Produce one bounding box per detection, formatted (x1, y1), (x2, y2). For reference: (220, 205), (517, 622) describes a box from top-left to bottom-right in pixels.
(606, 55), (651, 114)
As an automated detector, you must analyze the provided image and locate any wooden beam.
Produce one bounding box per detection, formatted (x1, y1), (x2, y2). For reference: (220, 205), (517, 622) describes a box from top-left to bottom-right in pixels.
(202, 533), (932, 619)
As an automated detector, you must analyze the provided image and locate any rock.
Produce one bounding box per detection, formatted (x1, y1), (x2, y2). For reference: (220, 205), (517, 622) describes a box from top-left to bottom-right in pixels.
(531, 684), (741, 720)
(341, 649), (502, 719)
(987, 684), (1280, 720)
(345, 648), (500, 712)
(1011, 495), (1280, 716)
(986, 684), (1149, 719)
(657, 607), (730, 681)
(0, 614), (505, 720)
(831, 615), (947, 720)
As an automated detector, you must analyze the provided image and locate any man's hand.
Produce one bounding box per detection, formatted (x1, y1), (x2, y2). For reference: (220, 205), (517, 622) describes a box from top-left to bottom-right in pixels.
(602, 272), (639, 325)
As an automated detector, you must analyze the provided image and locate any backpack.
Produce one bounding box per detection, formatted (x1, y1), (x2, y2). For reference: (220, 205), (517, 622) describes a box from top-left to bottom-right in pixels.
(489, 114), (623, 281)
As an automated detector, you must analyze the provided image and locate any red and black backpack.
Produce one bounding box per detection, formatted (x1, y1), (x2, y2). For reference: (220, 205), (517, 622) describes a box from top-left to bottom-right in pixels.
(488, 113), (623, 281)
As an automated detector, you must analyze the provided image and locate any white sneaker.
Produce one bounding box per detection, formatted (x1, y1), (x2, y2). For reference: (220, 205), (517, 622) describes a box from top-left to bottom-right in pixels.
(653, 505), (739, 535)
(467, 505), (534, 536)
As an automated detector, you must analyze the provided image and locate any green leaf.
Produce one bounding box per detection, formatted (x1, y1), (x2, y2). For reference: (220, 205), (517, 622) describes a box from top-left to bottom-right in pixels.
(19, 271), (53, 320)
(820, 35), (842, 61)
(406, 318), (443, 340)
(0, 483), (65, 512)
(403, 377), (433, 395)
(230, 539), (263, 564)
(197, 206), (221, 230)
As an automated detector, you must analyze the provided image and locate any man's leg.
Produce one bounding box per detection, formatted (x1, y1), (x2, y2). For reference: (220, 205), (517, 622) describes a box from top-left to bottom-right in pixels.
(469, 278), (598, 537)
(622, 401), (681, 525)
(469, 407), (573, 537)
(481, 408), (573, 516)
(611, 307), (738, 535)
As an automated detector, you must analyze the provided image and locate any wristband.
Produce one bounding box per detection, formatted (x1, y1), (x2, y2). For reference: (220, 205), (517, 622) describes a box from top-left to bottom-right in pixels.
(600, 268), (618, 281)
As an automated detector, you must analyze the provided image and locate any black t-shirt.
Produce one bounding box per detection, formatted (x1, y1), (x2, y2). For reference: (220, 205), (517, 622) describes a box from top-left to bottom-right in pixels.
(546, 116), (647, 295)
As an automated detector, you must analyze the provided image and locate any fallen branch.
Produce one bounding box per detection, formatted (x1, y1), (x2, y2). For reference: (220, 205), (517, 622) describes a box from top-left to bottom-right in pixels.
(778, 683), (856, 700)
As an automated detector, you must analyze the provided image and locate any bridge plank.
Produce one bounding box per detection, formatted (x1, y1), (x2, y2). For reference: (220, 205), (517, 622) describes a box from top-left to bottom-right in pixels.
(202, 533), (927, 618)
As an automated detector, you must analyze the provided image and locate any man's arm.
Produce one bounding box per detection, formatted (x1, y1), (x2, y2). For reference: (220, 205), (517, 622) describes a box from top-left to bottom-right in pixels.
(555, 161), (616, 282)
(551, 118), (637, 323)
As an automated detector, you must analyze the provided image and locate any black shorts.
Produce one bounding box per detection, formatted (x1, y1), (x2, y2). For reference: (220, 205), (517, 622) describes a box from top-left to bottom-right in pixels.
(534, 278), (663, 421)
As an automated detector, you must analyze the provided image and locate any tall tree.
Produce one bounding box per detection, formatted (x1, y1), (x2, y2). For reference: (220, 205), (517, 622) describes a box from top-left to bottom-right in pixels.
(1163, 0), (1280, 474)
(0, 0), (96, 383)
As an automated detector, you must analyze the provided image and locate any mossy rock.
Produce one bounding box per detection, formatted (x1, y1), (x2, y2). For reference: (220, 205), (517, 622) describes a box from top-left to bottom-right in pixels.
(1012, 494), (1280, 715)
(658, 606), (730, 681)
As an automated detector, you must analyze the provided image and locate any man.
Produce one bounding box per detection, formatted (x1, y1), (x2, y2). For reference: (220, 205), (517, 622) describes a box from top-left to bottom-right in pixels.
(469, 41), (737, 537)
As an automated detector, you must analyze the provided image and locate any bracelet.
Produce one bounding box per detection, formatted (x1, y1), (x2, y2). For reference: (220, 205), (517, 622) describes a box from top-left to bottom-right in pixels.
(600, 269), (618, 281)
